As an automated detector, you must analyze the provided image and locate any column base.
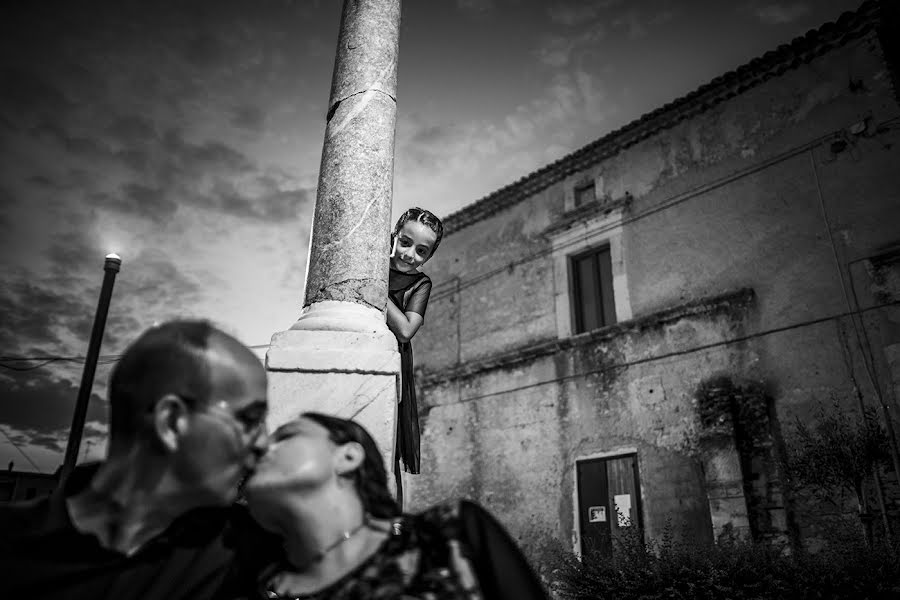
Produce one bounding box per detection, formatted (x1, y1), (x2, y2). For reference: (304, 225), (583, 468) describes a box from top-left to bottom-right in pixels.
(267, 301), (401, 493)
(290, 300), (392, 334)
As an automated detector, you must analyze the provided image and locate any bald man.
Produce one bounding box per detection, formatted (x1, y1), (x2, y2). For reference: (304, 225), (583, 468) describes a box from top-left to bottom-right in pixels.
(0, 320), (269, 600)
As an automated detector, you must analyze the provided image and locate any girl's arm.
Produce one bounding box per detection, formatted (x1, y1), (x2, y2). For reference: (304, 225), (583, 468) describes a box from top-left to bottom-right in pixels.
(386, 300), (424, 343)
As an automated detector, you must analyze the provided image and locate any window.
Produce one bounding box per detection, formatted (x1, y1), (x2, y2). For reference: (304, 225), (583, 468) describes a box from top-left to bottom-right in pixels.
(548, 203), (631, 339)
(571, 246), (616, 333)
(574, 182), (595, 208)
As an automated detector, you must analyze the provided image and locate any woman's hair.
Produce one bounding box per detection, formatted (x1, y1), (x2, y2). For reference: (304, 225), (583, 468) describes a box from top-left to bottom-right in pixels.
(392, 207), (444, 258)
(301, 412), (401, 519)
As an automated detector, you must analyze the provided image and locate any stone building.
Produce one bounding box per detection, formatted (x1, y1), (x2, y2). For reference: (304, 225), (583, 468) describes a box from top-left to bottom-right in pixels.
(406, 0), (900, 561)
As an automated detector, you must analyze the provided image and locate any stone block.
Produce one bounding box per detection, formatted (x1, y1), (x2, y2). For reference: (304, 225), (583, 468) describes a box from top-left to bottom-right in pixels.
(266, 327), (401, 482)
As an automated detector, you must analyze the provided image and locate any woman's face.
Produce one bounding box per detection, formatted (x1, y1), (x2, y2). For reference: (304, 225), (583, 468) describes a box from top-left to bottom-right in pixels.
(244, 417), (339, 495)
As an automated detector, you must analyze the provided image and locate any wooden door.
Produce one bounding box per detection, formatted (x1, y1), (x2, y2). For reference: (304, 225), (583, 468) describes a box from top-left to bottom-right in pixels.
(576, 454), (643, 557)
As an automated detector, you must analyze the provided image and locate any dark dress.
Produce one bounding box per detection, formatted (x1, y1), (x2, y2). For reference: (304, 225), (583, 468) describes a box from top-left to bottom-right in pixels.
(388, 267), (432, 475)
(230, 501), (548, 600)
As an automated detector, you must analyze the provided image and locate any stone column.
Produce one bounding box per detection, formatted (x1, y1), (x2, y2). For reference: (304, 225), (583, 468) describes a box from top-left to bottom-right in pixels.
(267, 0), (402, 479)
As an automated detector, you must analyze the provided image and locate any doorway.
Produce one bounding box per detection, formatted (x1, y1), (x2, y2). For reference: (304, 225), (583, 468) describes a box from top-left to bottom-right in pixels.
(576, 452), (643, 557)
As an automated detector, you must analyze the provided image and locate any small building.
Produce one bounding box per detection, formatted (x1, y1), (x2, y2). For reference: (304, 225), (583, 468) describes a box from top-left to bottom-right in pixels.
(407, 0), (900, 562)
(0, 467), (57, 503)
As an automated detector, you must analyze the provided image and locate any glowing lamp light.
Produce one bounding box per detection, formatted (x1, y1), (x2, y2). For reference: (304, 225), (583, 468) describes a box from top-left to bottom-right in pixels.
(104, 252), (122, 272)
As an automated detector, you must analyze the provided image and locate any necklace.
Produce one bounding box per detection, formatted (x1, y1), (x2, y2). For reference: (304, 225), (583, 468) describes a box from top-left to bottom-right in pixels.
(265, 515), (369, 599)
(306, 518), (369, 565)
(267, 517), (371, 598)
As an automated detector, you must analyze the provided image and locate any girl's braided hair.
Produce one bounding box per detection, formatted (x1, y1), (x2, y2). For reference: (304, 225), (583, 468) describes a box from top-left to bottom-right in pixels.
(301, 412), (401, 518)
(392, 207), (444, 258)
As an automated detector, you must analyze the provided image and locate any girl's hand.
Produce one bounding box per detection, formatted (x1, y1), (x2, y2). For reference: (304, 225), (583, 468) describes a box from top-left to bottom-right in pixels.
(389, 236), (398, 258)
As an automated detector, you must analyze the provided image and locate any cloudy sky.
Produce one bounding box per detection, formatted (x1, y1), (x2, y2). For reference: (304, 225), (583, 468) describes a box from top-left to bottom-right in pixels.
(0, 0), (864, 472)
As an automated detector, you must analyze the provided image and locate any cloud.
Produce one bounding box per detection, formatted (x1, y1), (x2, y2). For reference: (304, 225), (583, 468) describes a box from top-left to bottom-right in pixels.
(106, 115), (158, 146)
(0, 280), (95, 352)
(161, 130), (254, 175)
(231, 105), (266, 133)
(0, 371), (107, 436)
(612, 10), (648, 38)
(535, 27), (606, 68)
(0, 0), (323, 463)
(43, 226), (105, 275)
(536, 4), (677, 68)
(183, 33), (229, 68)
(106, 183), (179, 223)
(0, 68), (73, 125)
(114, 250), (202, 309)
(207, 173), (314, 222)
(32, 121), (114, 161)
(457, 0), (495, 17)
(25, 119), (281, 225)
(0, 185), (12, 210)
(612, 7), (677, 39)
(396, 67), (617, 212)
(547, 0), (622, 26)
(749, 2), (811, 25)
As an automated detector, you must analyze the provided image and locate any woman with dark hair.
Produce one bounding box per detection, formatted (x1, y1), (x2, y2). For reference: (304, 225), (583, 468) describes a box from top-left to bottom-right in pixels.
(229, 412), (547, 599)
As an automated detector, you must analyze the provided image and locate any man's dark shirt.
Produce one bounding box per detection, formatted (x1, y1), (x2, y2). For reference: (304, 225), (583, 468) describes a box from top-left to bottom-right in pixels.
(0, 463), (238, 600)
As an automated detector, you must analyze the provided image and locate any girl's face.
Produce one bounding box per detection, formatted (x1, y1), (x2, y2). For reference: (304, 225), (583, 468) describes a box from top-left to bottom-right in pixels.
(391, 220), (438, 273)
(244, 417), (339, 496)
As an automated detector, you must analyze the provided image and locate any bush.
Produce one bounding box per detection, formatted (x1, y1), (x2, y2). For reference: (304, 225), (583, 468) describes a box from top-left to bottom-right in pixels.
(783, 399), (893, 547)
(549, 523), (900, 600)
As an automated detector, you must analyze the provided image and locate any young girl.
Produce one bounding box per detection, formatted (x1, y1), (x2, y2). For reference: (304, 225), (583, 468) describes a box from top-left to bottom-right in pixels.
(385, 207), (443, 494)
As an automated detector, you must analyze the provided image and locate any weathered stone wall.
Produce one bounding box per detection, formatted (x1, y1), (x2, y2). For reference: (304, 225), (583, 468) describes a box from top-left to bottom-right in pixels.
(410, 30), (900, 562)
(409, 292), (754, 555)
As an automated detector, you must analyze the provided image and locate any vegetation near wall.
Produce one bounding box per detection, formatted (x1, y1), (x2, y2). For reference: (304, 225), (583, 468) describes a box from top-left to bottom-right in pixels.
(547, 398), (900, 599)
(548, 521), (900, 600)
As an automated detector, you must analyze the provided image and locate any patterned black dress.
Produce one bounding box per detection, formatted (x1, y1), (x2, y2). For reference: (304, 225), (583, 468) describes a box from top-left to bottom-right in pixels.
(232, 501), (548, 600)
(388, 267), (432, 475)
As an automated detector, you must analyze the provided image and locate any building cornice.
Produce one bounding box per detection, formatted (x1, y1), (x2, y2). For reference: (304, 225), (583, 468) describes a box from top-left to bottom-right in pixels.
(419, 287), (755, 387)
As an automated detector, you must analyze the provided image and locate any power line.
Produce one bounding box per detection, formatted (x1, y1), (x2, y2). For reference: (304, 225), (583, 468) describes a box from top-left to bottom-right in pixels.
(0, 426), (43, 473)
(0, 354), (122, 363)
(430, 298), (900, 407)
(0, 358), (68, 372)
(0, 356), (122, 372)
(0, 342), (273, 371)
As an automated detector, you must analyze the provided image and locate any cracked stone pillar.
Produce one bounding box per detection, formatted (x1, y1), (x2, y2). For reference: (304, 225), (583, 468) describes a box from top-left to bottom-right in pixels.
(267, 0), (402, 479)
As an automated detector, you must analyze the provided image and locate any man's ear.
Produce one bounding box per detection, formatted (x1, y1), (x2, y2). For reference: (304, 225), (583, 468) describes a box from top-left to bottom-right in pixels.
(335, 441), (365, 476)
(152, 394), (190, 453)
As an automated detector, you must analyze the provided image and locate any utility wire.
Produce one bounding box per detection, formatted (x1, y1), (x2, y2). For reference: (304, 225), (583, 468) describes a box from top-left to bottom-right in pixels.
(0, 426), (43, 473)
(0, 342), (273, 371)
(432, 298), (900, 407)
(0, 357), (121, 371)
(0, 358), (67, 372)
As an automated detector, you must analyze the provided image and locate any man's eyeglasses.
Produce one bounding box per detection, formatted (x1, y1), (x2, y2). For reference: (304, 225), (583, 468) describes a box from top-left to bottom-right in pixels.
(184, 397), (268, 441)
(208, 401), (268, 440)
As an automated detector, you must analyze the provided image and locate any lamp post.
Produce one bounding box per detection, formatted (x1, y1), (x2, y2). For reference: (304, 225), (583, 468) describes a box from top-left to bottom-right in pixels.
(59, 253), (121, 483)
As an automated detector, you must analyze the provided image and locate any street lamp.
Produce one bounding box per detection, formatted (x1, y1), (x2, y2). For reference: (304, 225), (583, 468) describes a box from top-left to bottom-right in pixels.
(59, 253), (122, 483)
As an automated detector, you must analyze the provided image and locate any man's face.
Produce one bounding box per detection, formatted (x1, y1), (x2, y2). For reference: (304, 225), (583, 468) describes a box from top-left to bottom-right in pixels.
(175, 337), (269, 505)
